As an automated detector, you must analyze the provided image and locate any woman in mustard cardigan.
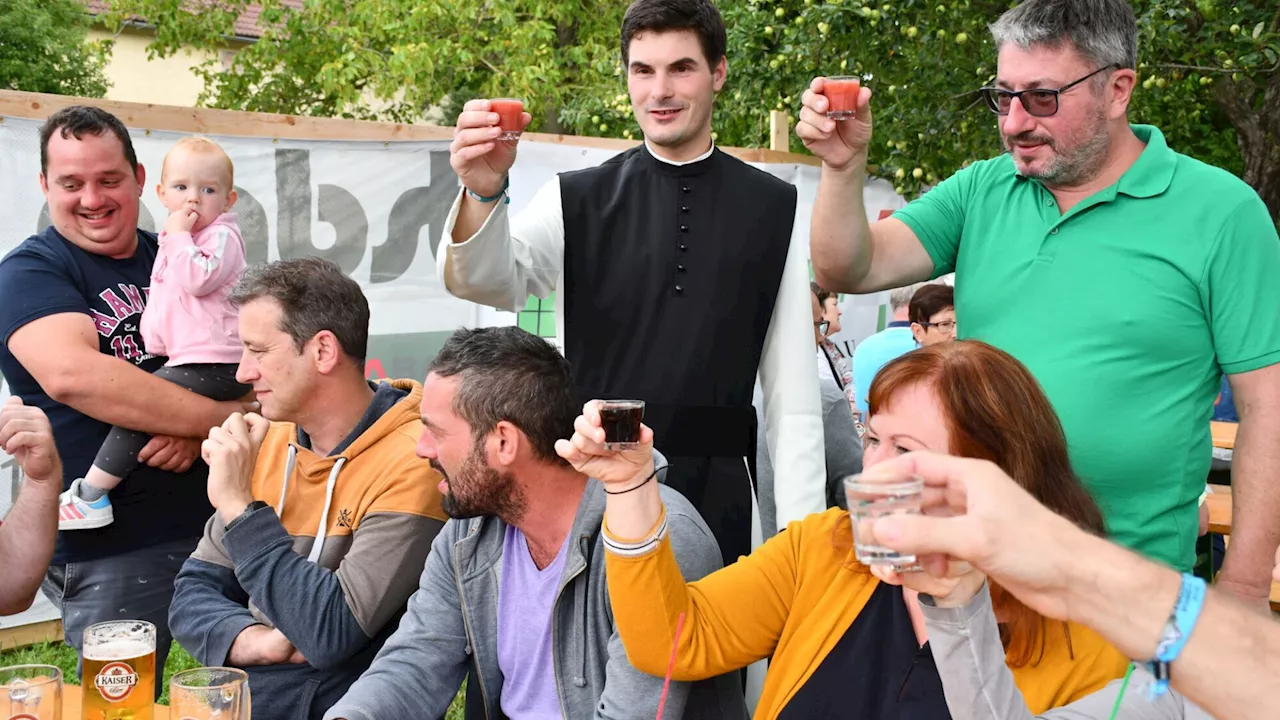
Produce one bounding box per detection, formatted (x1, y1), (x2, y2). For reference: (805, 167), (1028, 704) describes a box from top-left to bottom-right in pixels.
(555, 341), (1129, 719)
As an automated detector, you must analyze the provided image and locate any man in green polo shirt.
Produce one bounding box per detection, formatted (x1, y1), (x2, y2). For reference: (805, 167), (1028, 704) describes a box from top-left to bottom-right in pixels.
(799, 0), (1280, 608)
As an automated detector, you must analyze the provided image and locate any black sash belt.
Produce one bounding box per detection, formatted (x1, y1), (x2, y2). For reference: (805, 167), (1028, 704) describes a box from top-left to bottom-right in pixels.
(575, 387), (756, 459)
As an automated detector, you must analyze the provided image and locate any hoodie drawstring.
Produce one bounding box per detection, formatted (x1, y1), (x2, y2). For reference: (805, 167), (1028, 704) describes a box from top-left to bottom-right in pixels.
(275, 445), (297, 517)
(307, 457), (347, 564)
(275, 444), (346, 565)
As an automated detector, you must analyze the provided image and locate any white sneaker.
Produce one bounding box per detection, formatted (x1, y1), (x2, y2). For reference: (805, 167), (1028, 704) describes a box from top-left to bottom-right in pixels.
(58, 478), (114, 530)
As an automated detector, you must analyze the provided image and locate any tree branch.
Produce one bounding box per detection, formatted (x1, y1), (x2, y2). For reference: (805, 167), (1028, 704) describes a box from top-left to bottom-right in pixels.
(1155, 61), (1280, 75)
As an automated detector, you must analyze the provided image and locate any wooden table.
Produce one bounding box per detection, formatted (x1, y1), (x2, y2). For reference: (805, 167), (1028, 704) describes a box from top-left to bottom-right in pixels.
(1202, 484), (1280, 611)
(1211, 421), (1238, 450)
(62, 684), (170, 719)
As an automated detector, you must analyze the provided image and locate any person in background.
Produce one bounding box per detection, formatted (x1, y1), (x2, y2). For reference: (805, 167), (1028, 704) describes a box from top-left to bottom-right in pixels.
(851, 283), (923, 422)
(909, 283), (957, 347)
(802, 0), (1280, 607)
(756, 287), (864, 540)
(566, 340), (1126, 719)
(812, 282), (856, 408)
(0, 398), (61, 615)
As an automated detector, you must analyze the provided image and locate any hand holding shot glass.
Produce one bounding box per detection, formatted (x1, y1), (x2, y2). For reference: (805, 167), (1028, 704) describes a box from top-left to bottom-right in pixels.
(845, 469), (924, 572)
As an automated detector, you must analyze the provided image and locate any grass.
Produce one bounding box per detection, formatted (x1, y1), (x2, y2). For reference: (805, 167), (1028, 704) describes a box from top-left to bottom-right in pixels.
(2, 640), (467, 717)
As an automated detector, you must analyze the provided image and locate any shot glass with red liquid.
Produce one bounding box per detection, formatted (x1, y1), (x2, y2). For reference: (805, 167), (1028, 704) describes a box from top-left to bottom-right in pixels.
(490, 98), (525, 141)
(822, 76), (862, 121)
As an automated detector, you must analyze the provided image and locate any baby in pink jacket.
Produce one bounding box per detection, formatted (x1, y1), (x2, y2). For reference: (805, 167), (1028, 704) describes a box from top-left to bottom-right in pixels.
(59, 136), (252, 529)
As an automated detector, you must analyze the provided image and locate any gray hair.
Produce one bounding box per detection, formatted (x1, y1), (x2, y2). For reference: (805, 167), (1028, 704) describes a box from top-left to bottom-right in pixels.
(230, 257), (370, 369)
(989, 0), (1138, 71)
(889, 283), (926, 310)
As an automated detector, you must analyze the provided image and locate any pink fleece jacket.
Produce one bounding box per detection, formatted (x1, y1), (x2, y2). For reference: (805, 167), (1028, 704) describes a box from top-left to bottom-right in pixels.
(140, 212), (247, 366)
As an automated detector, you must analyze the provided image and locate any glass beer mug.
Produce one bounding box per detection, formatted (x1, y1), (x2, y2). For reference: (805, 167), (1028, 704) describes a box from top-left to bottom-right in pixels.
(82, 620), (156, 720)
(1, 664), (62, 720)
(169, 668), (250, 720)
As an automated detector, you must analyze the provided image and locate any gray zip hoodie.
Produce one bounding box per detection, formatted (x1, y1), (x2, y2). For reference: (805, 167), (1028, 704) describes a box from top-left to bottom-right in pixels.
(921, 582), (1216, 720)
(324, 478), (749, 720)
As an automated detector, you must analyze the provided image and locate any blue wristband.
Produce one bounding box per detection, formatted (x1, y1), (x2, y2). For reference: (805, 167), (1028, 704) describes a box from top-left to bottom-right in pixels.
(1145, 572), (1206, 698)
(466, 176), (510, 205)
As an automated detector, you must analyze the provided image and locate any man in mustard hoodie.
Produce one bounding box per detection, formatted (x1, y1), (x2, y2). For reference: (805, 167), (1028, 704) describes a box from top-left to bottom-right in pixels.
(169, 257), (448, 720)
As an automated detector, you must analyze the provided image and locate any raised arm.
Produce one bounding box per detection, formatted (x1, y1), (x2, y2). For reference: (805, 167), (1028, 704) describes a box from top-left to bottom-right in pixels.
(436, 99), (563, 311)
(796, 77), (935, 293)
(867, 452), (1280, 720)
(0, 399), (61, 614)
(557, 406), (798, 680)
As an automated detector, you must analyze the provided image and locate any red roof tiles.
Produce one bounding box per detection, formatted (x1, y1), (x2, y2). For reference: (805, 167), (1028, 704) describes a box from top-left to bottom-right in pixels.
(84, 0), (304, 40)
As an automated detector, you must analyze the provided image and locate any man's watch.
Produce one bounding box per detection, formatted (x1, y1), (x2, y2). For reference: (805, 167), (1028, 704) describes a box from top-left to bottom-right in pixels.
(224, 500), (270, 533)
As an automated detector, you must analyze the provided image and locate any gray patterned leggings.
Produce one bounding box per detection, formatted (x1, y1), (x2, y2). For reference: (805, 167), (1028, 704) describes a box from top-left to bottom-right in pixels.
(93, 363), (250, 477)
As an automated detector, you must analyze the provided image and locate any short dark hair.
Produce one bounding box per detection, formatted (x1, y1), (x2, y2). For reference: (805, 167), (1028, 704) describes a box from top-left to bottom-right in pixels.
(230, 258), (370, 368)
(909, 283), (955, 325)
(428, 326), (578, 466)
(620, 0), (727, 68)
(39, 106), (139, 177)
(810, 282), (838, 307)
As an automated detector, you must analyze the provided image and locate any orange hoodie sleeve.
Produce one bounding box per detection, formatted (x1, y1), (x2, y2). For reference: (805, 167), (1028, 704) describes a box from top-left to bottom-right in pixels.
(604, 508), (803, 681)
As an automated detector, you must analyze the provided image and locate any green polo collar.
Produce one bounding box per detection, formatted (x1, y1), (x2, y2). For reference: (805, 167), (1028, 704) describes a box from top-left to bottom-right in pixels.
(1016, 124), (1177, 202)
(1116, 124), (1177, 199)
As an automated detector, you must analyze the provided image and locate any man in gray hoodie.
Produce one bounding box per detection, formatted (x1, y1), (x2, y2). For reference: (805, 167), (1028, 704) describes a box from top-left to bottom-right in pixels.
(325, 326), (747, 720)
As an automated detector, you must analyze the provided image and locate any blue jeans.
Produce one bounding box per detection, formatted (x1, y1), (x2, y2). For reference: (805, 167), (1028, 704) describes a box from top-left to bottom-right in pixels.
(40, 536), (199, 700)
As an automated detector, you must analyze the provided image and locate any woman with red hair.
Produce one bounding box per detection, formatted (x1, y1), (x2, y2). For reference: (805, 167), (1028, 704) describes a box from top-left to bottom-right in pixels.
(557, 340), (1128, 719)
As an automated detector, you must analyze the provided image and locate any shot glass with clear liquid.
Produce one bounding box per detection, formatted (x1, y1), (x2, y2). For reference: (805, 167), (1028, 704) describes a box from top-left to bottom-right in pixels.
(844, 471), (924, 572)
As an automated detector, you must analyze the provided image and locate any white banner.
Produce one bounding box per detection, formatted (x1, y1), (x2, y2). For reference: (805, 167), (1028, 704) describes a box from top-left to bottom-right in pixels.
(0, 113), (905, 561)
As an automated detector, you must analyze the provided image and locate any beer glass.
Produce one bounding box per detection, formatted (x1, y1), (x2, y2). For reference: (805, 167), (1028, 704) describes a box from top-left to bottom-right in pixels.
(1, 664), (61, 720)
(844, 471), (924, 572)
(82, 620), (156, 720)
(169, 668), (250, 720)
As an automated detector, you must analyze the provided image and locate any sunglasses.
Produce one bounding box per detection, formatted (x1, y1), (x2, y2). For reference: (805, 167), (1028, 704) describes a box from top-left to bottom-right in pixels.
(978, 64), (1117, 117)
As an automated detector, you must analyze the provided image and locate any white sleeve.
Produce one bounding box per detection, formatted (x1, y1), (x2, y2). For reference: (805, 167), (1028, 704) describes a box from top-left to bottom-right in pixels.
(435, 176), (565, 312)
(760, 224), (827, 532)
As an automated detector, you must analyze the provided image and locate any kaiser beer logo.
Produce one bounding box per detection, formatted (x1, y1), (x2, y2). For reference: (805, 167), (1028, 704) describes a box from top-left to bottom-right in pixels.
(94, 661), (139, 702)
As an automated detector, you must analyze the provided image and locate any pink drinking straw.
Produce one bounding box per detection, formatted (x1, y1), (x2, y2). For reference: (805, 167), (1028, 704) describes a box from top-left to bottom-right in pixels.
(655, 612), (688, 720)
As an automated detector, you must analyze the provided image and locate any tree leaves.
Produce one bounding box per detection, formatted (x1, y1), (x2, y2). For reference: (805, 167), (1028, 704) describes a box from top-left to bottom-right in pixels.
(1, 0), (110, 98)
(96, 0), (1278, 218)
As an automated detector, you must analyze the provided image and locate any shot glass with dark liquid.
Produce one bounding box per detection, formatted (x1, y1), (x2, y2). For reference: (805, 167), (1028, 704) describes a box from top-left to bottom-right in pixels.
(599, 400), (645, 451)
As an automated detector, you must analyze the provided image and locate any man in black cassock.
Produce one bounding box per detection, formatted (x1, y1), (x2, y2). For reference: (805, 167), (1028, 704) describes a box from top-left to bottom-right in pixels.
(435, 0), (825, 567)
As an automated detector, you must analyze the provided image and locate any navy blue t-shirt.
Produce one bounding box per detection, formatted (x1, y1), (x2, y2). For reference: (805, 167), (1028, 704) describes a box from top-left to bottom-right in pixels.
(0, 226), (211, 564)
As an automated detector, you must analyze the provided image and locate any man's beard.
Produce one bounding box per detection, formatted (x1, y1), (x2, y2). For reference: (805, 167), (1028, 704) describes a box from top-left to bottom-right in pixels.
(433, 441), (526, 522)
(1002, 104), (1111, 187)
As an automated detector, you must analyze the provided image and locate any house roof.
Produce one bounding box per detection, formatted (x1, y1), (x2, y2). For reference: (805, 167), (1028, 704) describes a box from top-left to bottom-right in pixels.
(84, 0), (304, 40)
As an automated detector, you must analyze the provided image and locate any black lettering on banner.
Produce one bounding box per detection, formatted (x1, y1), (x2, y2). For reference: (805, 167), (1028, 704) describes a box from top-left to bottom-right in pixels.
(371, 150), (457, 284)
(276, 148), (368, 274)
(234, 187), (271, 266)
